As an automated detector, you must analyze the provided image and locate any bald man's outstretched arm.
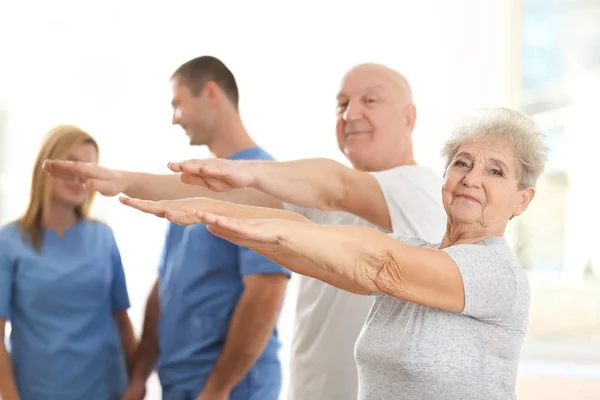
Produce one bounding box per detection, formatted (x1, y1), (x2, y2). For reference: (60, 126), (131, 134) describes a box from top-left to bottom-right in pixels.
(171, 157), (393, 231)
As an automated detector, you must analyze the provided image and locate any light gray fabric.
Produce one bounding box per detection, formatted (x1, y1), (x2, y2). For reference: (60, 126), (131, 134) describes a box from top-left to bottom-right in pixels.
(355, 235), (529, 400)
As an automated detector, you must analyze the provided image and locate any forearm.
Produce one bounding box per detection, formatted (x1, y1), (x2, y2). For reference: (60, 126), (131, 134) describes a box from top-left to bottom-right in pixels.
(249, 243), (370, 294)
(202, 288), (284, 394)
(130, 334), (158, 385)
(279, 224), (391, 293)
(249, 158), (351, 210)
(123, 172), (280, 207)
(115, 312), (137, 377)
(129, 284), (160, 384)
(186, 198), (306, 222)
(0, 345), (19, 400)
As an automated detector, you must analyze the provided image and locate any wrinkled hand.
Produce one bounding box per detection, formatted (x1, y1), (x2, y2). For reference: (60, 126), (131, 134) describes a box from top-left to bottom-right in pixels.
(119, 196), (203, 219)
(166, 211), (288, 246)
(42, 160), (126, 196)
(167, 158), (256, 191)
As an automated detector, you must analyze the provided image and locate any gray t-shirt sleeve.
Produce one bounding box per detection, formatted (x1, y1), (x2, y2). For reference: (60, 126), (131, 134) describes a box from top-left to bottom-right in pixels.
(443, 244), (518, 321)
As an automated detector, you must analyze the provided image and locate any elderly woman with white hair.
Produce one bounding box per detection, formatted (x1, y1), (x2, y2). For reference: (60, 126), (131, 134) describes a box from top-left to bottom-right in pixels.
(51, 107), (548, 399)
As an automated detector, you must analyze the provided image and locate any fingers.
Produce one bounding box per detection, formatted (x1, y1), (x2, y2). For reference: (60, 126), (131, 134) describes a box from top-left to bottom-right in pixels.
(180, 173), (211, 187)
(168, 159), (229, 177)
(43, 160), (101, 179)
(42, 160), (76, 180)
(180, 173), (234, 192)
(168, 159), (206, 173)
(119, 196), (166, 217)
(165, 210), (203, 226)
(86, 179), (119, 196)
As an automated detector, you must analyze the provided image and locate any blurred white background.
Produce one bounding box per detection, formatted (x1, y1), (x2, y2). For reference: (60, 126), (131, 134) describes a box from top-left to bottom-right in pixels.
(1, 0), (599, 398)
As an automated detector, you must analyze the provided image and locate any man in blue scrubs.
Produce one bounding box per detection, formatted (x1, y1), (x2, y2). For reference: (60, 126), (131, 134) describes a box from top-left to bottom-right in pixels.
(121, 56), (290, 400)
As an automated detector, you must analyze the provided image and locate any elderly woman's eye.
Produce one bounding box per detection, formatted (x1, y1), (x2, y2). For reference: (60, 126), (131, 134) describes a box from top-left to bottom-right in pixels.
(491, 169), (504, 176)
(454, 160), (469, 167)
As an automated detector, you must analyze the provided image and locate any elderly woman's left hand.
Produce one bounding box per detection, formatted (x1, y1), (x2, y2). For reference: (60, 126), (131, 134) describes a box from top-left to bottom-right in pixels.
(179, 211), (287, 245)
(119, 196), (202, 218)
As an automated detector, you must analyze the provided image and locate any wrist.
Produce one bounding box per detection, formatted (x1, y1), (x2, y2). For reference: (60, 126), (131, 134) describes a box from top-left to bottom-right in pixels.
(246, 161), (268, 191)
(119, 170), (135, 193)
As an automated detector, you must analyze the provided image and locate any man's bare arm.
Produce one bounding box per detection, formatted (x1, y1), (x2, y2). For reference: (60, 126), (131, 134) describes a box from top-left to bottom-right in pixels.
(126, 280), (160, 394)
(172, 158), (392, 230)
(198, 275), (288, 398)
(0, 319), (19, 400)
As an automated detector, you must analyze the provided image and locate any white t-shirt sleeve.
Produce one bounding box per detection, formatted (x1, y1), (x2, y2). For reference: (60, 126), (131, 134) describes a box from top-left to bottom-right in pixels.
(282, 202), (312, 219)
(370, 167), (446, 243)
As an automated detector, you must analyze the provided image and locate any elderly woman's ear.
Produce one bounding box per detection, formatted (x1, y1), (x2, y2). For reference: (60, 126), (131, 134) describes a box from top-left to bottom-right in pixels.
(512, 187), (536, 219)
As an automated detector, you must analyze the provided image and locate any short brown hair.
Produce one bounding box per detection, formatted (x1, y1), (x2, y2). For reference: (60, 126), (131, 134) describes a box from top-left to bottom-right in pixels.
(171, 56), (239, 109)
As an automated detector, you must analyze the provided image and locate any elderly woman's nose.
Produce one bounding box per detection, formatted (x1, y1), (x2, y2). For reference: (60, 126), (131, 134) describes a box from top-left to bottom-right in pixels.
(462, 168), (483, 188)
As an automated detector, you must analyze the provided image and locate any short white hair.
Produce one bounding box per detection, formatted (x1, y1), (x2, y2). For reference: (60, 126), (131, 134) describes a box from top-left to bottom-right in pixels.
(441, 107), (549, 189)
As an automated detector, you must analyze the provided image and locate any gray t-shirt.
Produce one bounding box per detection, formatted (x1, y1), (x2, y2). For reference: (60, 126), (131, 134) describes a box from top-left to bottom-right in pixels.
(355, 235), (529, 400)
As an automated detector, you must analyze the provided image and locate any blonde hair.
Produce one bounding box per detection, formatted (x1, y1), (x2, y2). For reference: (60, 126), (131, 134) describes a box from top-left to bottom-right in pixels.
(441, 107), (548, 189)
(19, 125), (99, 251)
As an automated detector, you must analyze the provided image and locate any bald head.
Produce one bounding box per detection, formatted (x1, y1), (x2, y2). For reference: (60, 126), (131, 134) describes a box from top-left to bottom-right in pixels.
(335, 63), (417, 172)
(341, 63), (413, 106)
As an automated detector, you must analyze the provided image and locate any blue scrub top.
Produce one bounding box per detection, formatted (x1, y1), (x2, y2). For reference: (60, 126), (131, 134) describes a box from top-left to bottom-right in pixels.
(0, 219), (130, 400)
(157, 147), (290, 399)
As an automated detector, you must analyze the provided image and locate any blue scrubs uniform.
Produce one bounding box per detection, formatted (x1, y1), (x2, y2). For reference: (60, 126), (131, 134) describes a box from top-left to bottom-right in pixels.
(0, 220), (130, 400)
(157, 147), (290, 400)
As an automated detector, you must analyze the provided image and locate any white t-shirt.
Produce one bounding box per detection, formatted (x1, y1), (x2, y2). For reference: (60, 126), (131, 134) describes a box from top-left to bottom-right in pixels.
(285, 165), (447, 400)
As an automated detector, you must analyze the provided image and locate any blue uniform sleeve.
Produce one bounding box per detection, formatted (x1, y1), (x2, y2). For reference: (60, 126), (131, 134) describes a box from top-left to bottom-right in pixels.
(238, 247), (291, 277)
(109, 233), (130, 313)
(0, 241), (14, 319)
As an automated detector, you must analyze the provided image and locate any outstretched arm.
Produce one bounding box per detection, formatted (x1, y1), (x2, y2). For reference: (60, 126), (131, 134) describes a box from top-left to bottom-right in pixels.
(170, 157), (392, 230)
(121, 197), (370, 294)
(191, 213), (465, 312)
(42, 160), (281, 207)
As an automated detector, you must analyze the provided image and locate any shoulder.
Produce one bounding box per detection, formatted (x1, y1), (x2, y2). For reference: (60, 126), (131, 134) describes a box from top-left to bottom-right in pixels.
(232, 146), (275, 161)
(370, 165), (442, 187)
(79, 219), (117, 243)
(0, 221), (22, 243)
(251, 146), (275, 161)
(0, 222), (23, 260)
(443, 237), (516, 265)
(387, 233), (439, 248)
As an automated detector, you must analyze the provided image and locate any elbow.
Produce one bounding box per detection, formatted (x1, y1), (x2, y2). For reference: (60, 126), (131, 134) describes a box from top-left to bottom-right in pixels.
(366, 247), (407, 298)
(315, 159), (348, 211)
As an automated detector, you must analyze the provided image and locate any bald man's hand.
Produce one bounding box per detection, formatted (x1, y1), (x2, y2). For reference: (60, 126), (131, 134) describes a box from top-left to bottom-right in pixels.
(168, 159), (258, 191)
(43, 160), (127, 197)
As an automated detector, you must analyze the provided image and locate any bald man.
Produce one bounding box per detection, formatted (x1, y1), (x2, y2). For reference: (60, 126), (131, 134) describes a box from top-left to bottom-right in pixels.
(43, 63), (447, 399)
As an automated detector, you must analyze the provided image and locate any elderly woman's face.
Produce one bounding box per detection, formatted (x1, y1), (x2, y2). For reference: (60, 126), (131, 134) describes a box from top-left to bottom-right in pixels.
(442, 138), (535, 230)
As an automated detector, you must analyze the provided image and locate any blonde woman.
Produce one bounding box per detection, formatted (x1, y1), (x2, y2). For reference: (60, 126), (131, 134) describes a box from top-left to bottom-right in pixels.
(0, 126), (136, 400)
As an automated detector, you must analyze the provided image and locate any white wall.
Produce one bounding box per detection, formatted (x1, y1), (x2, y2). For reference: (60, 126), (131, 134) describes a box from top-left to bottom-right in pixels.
(0, 1), (518, 398)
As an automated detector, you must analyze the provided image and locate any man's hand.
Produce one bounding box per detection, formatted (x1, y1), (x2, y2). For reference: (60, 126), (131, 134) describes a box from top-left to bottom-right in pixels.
(167, 159), (258, 191)
(121, 381), (146, 400)
(42, 160), (128, 196)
